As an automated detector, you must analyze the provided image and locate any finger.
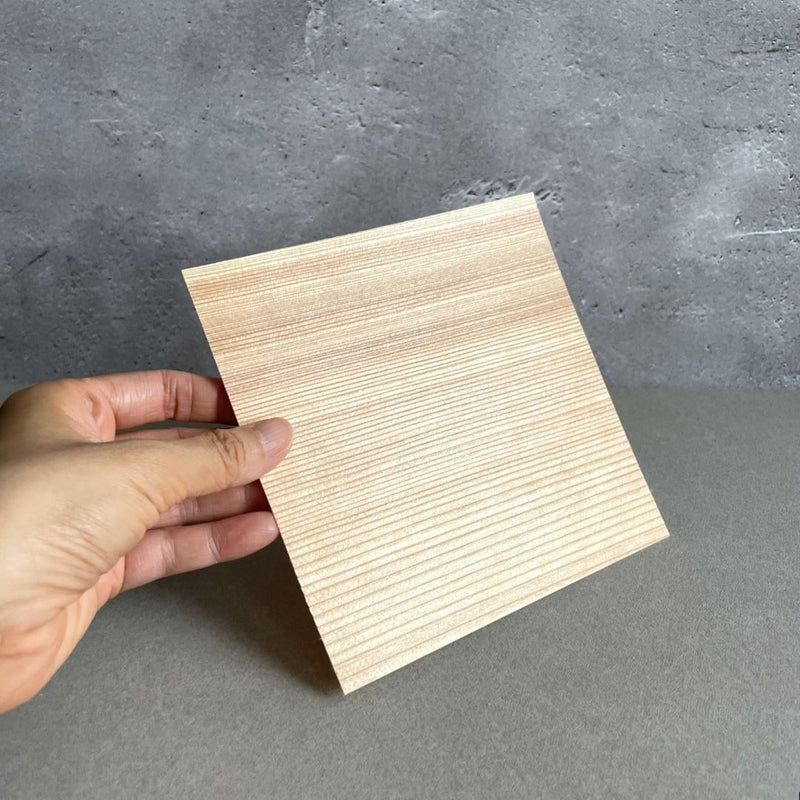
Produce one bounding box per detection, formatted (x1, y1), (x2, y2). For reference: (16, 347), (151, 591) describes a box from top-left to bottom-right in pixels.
(90, 370), (237, 433)
(121, 511), (279, 591)
(114, 418), (292, 513)
(115, 426), (208, 442)
(0, 371), (236, 446)
(153, 480), (268, 529)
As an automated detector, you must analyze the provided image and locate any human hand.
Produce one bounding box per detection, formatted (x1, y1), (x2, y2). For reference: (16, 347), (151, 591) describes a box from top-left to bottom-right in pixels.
(0, 370), (292, 713)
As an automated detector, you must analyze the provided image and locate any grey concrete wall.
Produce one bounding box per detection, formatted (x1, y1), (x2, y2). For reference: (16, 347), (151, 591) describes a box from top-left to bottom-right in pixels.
(1, 1), (798, 386)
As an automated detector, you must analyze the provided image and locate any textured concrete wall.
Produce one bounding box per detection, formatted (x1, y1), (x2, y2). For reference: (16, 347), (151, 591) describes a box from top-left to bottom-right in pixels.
(2, 1), (798, 386)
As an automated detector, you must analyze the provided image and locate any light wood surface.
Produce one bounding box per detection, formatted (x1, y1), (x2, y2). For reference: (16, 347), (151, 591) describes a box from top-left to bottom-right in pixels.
(183, 194), (668, 693)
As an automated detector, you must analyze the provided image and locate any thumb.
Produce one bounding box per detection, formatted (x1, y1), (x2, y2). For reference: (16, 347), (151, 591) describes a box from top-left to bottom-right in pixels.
(123, 418), (293, 514)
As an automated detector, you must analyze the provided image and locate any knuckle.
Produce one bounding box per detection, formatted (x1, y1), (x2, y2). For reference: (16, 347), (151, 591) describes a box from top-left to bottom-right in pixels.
(184, 494), (201, 525)
(207, 521), (224, 563)
(206, 428), (250, 482)
(0, 387), (29, 417)
(160, 369), (193, 420)
(1, 379), (76, 415)
(160, 534), (178, 576)
(116, 440), (177, 516)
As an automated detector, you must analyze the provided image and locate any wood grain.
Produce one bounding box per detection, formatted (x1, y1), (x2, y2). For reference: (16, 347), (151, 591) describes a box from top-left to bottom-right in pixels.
(183, 194), (669, 693)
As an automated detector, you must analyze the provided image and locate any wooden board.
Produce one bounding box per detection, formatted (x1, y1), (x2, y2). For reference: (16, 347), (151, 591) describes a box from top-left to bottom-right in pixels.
(183, 194), (669, 693)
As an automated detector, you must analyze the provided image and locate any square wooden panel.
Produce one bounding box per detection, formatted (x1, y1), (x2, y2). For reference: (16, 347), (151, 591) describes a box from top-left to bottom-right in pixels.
(183, 194), (668, 693)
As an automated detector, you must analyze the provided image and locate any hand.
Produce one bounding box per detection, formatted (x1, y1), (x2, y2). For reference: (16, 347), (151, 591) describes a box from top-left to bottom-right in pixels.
(0, 370), (292, 713)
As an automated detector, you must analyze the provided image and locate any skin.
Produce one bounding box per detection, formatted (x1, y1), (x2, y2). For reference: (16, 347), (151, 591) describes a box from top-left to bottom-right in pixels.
(0, 369), (293, 713)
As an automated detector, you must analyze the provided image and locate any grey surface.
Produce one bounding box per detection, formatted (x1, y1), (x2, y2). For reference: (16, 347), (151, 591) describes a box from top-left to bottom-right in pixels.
(2, 386), (800, 799)
(2, 2), (800, 386)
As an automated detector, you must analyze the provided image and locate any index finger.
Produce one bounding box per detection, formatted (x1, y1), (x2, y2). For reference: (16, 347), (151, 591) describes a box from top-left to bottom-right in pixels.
(90, 370), (237, 430)
(0, 370), (238, 448)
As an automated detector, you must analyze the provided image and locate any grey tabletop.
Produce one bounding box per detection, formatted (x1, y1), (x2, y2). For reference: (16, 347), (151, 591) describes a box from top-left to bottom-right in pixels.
(2, 384), (799, 799)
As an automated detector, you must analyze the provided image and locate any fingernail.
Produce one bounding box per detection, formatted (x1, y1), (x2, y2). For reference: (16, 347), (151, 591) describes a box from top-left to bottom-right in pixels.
(252, 418), (293, 457)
